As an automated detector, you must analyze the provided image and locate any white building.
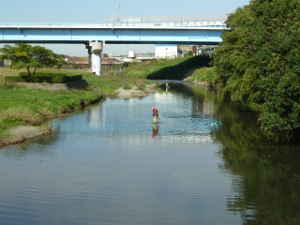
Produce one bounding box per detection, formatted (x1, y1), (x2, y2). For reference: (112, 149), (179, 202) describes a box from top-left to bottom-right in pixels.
(155, 44), (178, 59)
(128, 50), (136, 58)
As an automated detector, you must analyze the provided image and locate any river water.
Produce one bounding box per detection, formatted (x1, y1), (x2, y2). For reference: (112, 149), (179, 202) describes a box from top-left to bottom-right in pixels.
(1, 83), (300, 225)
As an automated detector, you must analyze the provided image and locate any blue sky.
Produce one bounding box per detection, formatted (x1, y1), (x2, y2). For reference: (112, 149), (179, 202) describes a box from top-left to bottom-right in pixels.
(0, 0), (250, 56)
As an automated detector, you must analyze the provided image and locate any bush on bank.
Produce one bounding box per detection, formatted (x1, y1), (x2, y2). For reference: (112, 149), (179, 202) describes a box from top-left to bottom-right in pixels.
(213, 0), (300, 142)
(186, 66), (218, 84)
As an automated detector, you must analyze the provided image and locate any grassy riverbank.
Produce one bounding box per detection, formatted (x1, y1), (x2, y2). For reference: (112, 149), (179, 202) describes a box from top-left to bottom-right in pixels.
(185, 66), (217, 86)
(0, 56), (201, 146)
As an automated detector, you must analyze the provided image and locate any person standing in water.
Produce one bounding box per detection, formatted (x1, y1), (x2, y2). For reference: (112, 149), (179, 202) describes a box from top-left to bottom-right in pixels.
(152, 107), (160, 123)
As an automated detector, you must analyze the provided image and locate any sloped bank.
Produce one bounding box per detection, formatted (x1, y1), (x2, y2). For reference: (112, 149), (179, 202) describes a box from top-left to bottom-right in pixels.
(0, 91), (105, 148)
(0, 126), (52, 148)
(184, 66), (217, 88)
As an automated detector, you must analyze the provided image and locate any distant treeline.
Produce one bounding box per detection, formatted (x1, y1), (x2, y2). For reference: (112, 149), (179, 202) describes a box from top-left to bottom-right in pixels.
(213, 0), (300, 142)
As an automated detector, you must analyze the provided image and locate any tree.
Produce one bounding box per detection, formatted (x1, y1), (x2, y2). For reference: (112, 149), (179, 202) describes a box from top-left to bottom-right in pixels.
(0, 43), (65, 76)
(213, 0), (300, 142)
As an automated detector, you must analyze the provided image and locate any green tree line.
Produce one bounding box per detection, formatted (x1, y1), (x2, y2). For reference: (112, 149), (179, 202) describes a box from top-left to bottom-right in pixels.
(0, 43), (66, 76)
(213, 0), (300, 142)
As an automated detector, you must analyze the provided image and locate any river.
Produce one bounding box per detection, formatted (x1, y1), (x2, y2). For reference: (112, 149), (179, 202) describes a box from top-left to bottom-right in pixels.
(1, 83), (300, 225)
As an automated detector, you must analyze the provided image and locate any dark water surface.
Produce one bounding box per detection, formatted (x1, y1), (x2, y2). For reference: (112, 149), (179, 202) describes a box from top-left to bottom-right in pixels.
(1, 83), (300, 225)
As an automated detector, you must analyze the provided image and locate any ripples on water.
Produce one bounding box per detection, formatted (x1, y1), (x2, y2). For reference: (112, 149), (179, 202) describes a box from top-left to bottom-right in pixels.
(0, 86), (246, 225)
(52, 93), (220, 143)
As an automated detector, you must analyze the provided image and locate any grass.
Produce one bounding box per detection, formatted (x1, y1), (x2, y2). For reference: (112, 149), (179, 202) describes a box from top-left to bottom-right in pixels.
(0, 56), (200, 142)
(185, 66), (218, 84)
(0, 86), (101, 138)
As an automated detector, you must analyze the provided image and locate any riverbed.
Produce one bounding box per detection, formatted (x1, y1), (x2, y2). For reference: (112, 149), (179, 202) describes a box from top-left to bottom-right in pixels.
(1, 83), (300, 225)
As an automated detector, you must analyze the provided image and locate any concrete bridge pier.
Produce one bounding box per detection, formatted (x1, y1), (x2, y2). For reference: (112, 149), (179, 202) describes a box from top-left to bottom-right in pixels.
(85, 44), (92, 71)
(89, 41), (103, 76)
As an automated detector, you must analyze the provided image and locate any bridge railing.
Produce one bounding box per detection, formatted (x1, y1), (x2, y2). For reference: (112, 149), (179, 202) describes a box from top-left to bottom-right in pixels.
(105, 16), (227, 29)
(0, 17), (228, 29)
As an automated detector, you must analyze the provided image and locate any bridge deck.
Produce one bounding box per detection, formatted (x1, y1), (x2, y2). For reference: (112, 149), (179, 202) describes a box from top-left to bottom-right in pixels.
(0, 23), (226, 44)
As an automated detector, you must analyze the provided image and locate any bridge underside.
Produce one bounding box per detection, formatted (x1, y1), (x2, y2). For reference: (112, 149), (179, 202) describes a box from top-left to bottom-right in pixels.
(0, 40), (220, 45)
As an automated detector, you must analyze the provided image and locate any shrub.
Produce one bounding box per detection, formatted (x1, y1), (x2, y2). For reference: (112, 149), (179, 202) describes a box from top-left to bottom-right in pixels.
(123, 84), (132, 90)
(5, 73), (83, 84)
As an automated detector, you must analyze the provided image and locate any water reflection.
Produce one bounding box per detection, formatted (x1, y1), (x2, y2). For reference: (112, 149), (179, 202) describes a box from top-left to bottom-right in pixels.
(87, 103), (106, 129)
(1, 132), (59, 158)
(152, 123), (160, 138)
(2, 83), (299, 225)
(212, 97), (300, 225)
(0, 84), (233, 225)
(69, 84), (218, 145)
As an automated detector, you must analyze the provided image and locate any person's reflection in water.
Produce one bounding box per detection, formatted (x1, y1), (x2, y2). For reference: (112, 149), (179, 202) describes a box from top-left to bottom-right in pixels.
(165, 82), (169, 93)
(152, 123), (160, 138)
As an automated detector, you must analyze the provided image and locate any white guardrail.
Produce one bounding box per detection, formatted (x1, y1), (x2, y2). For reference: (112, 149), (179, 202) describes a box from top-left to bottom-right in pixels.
(0, 18), (227, 29)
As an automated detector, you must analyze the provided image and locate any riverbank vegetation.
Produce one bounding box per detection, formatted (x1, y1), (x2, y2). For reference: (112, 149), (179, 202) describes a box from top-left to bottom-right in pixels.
(212, 0), (300, 142)
(0, 55), (203, 146)
(185, 66), (217, 86)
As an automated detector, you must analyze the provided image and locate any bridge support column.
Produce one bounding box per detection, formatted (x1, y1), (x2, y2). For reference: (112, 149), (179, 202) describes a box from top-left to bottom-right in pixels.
(89, 41), (103, 76)
(85, 44), (92, 71)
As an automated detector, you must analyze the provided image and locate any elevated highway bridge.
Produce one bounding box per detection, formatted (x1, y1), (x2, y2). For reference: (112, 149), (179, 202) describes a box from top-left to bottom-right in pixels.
(0, 21), (227, 75)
